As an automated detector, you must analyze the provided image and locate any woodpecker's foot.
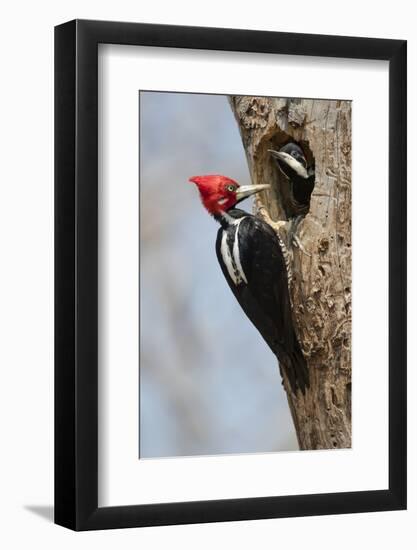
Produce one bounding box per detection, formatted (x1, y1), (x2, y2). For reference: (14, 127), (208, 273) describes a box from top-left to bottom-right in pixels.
(257, 206), (287, 233)
(257, 206), (293, 286)
(292, 235), (312, 257)
(287, 215), (302, 247)
(287, 215), (311, 256)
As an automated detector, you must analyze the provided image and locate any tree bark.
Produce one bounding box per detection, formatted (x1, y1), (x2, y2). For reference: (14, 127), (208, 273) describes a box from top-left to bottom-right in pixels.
(230, 96), (352, 450)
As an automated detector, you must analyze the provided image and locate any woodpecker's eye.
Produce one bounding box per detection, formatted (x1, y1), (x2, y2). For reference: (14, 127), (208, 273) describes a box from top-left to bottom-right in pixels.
(226, 184), (236, 192)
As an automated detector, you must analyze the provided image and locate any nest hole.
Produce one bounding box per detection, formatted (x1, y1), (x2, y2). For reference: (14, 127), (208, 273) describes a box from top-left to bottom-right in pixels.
(266, 133), (316, 220)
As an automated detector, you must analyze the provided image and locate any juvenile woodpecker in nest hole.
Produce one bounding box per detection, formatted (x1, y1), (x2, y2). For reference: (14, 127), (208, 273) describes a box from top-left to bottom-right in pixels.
(189, 174), (309, 395)
(269, 142), (315, 217)
(269, 143), (315, 250)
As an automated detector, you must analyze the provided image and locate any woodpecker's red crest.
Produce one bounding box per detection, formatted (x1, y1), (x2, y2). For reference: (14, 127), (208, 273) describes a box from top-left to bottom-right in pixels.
(189, 175), (240, 214)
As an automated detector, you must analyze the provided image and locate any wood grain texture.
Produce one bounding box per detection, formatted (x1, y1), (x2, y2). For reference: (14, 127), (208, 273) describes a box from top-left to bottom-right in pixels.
(230, 96), (352, 450)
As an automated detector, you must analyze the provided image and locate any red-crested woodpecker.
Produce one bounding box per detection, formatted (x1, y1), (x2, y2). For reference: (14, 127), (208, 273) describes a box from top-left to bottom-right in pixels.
(189, 174), (309, 394)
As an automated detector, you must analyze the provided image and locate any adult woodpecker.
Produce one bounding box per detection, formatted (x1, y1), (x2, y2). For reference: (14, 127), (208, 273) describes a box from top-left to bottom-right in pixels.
(189, 174), (309, 394)
(268, 142), (315, 218)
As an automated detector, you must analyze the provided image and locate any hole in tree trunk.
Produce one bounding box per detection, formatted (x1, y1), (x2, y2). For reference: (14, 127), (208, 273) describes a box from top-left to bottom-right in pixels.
(267, 133), (316, 220)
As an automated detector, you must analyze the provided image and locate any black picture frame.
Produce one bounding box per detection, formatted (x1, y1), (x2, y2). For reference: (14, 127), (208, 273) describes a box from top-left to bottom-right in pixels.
(55, 19), (407, 531)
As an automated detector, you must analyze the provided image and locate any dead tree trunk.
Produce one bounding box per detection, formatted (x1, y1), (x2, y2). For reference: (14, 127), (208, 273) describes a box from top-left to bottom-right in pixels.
(230, 96), (352, 450)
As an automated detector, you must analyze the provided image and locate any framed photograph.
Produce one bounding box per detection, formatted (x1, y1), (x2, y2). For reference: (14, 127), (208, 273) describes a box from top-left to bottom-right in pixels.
(55, 19), (406, 530)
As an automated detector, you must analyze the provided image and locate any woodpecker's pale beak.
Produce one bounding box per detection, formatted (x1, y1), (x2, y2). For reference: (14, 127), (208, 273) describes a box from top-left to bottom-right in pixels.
(236, 184), (270, 202)
(268, 149), (309, 179)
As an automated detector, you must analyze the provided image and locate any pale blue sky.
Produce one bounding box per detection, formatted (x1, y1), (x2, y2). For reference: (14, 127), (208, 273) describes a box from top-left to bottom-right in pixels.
(139, 91), (297, 458)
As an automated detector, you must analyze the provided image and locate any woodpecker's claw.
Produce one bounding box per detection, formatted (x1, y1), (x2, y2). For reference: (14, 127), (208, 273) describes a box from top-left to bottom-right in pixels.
(293, 235), (312, 257)
(256, 206), (286, 232)
(287, 215), (311, 256)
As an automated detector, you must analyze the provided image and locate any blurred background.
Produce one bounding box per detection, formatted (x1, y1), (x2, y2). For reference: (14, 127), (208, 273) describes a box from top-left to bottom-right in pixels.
(140, 91), (297, 458)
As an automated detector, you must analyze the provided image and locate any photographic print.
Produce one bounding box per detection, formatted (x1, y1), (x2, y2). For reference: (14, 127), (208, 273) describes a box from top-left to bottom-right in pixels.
(139, 91), (352, 458)
(55, 21), (406, 530)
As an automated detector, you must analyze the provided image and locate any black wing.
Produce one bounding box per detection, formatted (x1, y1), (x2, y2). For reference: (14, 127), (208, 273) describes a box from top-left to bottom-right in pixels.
(216, 215), (309, 393)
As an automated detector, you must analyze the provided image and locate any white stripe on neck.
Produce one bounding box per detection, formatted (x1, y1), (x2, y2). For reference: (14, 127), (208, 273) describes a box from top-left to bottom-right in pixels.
(220, 231), (237, 285)
(220, 217), (248, 286)
(232, 218), (248, 284)
(219, 211), (239, 226)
